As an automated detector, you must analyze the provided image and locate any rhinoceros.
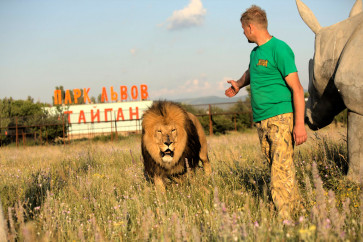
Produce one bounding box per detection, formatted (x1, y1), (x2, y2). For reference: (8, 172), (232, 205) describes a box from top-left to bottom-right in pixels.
(296, 0), (362, 184)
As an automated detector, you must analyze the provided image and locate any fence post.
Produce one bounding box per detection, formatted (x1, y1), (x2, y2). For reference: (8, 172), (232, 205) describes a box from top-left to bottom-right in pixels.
(110, 118), (113, 142)
(22, 131), (25, 146)
(40, 128), (42, 145)
(114, 118), (118, 141)
(16, 117), (18, 147)
(234, 114), (237, 131)
(208, 104), (213, 136)
(62, 114), (65, 147)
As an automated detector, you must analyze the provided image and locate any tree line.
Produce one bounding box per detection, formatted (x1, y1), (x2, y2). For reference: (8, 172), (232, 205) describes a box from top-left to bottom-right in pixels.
(182, 100), (253, 135)
(0, 97), (66, 146)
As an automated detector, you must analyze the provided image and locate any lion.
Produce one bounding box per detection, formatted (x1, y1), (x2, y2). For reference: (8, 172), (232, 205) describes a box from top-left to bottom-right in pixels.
(141, 101), (211, 192)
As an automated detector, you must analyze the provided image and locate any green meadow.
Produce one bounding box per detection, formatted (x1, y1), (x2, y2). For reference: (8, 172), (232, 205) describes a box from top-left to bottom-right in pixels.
(0, 125), (361, 241)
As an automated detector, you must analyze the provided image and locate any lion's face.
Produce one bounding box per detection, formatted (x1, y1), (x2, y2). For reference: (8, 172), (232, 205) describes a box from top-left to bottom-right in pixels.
(142, 103), (188, 169)
(154, 124), (178, 163)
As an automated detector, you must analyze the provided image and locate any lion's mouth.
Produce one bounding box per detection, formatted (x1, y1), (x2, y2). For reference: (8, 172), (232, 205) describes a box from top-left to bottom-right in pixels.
(161, 149), (174, 158)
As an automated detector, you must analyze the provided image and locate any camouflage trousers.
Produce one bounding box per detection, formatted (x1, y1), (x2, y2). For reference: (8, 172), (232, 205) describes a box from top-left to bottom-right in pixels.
(255, 113), (301, 219)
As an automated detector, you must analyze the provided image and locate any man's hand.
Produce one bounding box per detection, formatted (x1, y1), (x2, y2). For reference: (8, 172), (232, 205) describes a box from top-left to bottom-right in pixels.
(225, 80), (240, 97)
(293, 123), (307, 146)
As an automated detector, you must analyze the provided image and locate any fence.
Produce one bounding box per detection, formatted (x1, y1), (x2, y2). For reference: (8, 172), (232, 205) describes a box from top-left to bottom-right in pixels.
(0, 101), (252, 147)
(0, 116), (67, 147)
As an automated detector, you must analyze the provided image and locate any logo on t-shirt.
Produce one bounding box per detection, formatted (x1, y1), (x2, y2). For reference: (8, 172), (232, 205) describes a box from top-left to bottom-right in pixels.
(257, 59), (268, 67)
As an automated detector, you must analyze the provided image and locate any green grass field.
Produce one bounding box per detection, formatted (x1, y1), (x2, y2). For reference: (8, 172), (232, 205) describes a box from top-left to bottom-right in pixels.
(0, 125), (361, 241)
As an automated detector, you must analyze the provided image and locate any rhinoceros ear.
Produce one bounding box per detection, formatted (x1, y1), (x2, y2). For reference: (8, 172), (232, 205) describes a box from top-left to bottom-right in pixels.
(349, 0), (362, 17)
(296, 0), (322, 34)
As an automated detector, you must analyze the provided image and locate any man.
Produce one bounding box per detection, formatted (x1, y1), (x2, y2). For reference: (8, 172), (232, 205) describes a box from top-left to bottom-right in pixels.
(225, 5), (307, 219)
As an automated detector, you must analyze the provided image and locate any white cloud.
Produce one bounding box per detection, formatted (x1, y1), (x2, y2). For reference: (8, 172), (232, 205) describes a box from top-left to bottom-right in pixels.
(130, 48), (137, 56)
(166, 0), (206, 30)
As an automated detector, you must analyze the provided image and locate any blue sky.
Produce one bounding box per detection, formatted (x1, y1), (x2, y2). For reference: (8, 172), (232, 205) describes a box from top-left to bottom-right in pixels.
(0, 0), (356, 104)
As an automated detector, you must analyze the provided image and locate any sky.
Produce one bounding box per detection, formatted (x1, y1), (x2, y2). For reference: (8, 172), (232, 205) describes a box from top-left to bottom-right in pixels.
(0, 0), (357, 104)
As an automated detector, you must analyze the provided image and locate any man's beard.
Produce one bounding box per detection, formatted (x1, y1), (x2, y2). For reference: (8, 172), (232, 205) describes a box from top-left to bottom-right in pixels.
(246, 37), (254, 43)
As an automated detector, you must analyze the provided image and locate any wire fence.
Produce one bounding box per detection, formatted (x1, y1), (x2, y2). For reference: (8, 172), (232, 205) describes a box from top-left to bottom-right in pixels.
(0, 102), (252, 147)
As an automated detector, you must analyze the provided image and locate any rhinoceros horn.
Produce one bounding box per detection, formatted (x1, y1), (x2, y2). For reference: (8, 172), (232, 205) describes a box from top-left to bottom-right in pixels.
(349, 0), (363, 17)
(295, 0), (322, 34)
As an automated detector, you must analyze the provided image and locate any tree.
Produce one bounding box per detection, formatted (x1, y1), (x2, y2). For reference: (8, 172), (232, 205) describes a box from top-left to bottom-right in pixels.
(228, 100), (252, 130)
(0, 97), (67, 146)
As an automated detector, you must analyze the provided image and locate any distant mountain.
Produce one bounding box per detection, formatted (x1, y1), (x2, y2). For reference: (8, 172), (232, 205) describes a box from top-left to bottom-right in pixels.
(168, 95), (247, 105)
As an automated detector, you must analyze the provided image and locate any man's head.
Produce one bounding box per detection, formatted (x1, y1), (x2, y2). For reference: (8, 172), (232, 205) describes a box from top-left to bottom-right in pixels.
(240, 5), (268, 43)
(241, 5), (268, 29)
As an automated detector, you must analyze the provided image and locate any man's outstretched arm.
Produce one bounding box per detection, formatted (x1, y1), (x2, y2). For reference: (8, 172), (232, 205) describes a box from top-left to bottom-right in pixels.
(225, 69), (250, 97)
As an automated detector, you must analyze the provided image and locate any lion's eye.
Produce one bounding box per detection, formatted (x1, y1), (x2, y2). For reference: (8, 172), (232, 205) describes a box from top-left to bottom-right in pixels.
(172, 129), (176, 132)
(157, 130), (162, 133)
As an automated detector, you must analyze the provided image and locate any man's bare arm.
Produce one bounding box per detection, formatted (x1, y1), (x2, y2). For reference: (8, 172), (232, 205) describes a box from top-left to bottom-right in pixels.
(225, 69), (250, 97)
(285, 72), (307, 145)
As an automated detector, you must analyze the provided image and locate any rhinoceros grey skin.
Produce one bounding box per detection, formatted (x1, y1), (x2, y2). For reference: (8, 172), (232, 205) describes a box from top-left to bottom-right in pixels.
(296, 0), (362, 184)
(306, 59), (346, 130)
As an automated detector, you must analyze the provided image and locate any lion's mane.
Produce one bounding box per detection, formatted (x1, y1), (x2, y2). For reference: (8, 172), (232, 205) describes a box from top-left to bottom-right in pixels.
(141, 101), (206, 182)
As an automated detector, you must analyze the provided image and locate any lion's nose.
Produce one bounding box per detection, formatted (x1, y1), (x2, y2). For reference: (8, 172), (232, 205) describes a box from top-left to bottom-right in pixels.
(164, 135), (173, 146)
(164, 141), (173, 146)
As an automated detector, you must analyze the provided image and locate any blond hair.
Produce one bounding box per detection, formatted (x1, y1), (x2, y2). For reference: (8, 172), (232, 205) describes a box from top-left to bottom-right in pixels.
(240, 5), (268, 29)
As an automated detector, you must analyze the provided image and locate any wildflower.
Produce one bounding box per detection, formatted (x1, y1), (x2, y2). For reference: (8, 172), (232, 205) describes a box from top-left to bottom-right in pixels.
(93, 173), (103, 178)
(114, 221), (124, 226)
(299, 216), (304, 223)
(299, 225), (316, 235)
(254, 221), (259, 227)
(283, 220), (292, 226)
(221, 204), (227, 213)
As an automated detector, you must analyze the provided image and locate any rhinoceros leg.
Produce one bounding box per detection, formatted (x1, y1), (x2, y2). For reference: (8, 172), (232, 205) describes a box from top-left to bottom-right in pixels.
(347, 111), (362, 184)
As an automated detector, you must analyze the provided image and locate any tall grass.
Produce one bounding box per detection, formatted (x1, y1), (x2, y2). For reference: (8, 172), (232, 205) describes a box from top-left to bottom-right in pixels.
(0, 126), (361, 241)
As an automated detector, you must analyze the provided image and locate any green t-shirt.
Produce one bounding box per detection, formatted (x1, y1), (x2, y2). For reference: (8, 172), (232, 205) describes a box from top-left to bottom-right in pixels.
(249, 37), (297, 122)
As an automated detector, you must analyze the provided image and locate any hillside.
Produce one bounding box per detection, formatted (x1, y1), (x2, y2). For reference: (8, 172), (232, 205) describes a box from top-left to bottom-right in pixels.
(168, 95), (247, 105)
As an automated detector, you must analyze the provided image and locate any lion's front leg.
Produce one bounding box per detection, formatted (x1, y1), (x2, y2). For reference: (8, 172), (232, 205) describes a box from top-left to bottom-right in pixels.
(154, 175), (166, 193)
(202, 158), (212, 176)
(199, 137), (212, 176)
(200, 151), (212, 176)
